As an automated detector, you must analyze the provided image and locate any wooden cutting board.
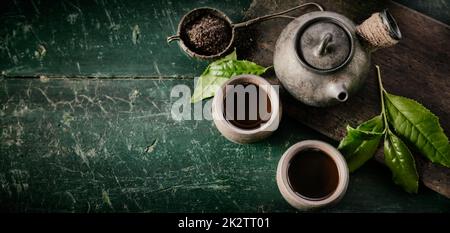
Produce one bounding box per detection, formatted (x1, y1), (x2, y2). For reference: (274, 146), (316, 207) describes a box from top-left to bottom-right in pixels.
(239, 0), (450, 197)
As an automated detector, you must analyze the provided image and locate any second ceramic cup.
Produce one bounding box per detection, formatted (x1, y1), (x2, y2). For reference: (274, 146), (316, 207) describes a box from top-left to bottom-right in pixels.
(276, 140), (349, 210)
(212, 74), (282, 144)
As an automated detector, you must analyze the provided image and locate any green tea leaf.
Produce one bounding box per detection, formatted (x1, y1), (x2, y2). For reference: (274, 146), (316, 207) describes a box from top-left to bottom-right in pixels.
(338, 115), (385, 172)
(190, 74), (228, 103)
(384, 93), (450, 167)
(218, 49), (237, 62)
(208, 60), (270, 77)
(191, 51), (270, 103)
(199, 50), (237, 76)
(384, 130), (419, 193)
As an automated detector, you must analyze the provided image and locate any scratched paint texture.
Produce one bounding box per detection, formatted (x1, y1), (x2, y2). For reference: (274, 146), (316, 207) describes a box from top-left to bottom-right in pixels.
(1, 0), (450, 212)
(0, 78), (314, 212)
(1, 78), (449, 212)
(0, 0), (250, 77)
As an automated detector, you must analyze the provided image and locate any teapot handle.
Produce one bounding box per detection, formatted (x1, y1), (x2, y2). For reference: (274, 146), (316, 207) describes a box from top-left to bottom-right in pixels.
(232, 2), (323, 29)
(356, 9), (401, 51)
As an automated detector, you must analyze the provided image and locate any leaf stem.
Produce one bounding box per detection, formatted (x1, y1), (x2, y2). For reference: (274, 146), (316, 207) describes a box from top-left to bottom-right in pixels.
(376, 65), (389, 130)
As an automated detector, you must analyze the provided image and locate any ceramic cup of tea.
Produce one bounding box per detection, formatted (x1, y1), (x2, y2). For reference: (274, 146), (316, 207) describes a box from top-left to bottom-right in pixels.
(276, 140), (349, 210)
(212, 74), (281, 144)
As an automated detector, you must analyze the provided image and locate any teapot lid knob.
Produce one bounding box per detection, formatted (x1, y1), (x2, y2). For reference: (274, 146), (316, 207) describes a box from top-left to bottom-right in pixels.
(296, 18), (354, 73)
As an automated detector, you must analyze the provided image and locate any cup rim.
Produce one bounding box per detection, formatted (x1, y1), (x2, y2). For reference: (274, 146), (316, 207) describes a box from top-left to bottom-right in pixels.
(277, 140), (349, 208)
(177, 7), (235, 60)
(213, 74), (281, 135)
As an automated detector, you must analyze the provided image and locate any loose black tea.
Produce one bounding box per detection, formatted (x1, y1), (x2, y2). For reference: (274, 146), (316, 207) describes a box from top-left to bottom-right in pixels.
(184, 14), (232, 55)
(288, 149), (339, 200)
(224, 83), (272, 130)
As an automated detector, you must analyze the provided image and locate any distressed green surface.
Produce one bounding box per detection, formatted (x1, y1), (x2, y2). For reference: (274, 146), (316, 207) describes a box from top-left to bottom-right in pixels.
(0, 0), (250, 77)
(1, 0), (450, 212)
(1, 78), (449, 212)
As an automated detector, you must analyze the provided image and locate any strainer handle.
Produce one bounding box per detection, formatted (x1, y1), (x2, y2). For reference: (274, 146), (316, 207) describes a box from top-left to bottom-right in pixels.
(232, 2), (323, 29)
(167, 35), (180, 43)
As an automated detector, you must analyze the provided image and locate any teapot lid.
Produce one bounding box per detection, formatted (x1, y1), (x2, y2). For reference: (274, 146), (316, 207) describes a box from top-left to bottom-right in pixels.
(296, 18), (354, 73)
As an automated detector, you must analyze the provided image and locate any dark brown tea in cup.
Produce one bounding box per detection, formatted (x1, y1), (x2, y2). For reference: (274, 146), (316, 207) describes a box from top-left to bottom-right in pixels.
(223, 83), (272, 130)
(287, 149), (339, 200)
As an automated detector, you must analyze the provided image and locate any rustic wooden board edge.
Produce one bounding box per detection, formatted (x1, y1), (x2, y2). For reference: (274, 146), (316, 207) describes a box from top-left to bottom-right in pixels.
(242, 0), (450, 198)
(392, 1), (450, 29)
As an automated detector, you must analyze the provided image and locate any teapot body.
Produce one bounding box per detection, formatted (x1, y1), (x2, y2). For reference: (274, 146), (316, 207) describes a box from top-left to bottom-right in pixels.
(274, 11), (371, 107)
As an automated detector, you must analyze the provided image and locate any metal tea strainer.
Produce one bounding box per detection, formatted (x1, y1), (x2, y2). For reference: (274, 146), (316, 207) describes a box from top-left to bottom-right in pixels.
(167, 2), (323, 60)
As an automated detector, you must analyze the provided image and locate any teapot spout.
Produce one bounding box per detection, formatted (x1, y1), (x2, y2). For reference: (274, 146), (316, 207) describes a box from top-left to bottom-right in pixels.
(328, 83), (348, 103)
(356, 9), (402, 51)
